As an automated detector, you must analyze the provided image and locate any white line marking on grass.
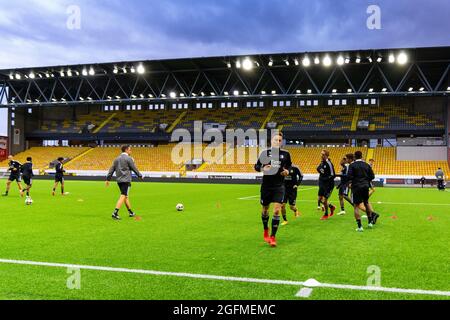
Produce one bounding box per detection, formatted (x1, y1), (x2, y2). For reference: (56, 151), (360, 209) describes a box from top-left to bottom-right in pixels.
(291, 199), (450, 207)
(373, 201), (450, 207)
(0, 258), (449, 297)
(238, 195), (259, 200)
(238, 187), (316, 200)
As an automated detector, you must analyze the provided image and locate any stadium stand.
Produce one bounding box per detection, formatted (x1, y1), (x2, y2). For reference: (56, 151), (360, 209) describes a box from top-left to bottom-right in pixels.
(39, 112), (110, 134)
(100, 109), (181, 133)
(0, 147), (90, 170)
(373, 147), (450, 178)
(176, 108), (269, 131)
(202, 146), (366, 174)
(65, 145), (193, 172)
(34, 103), (444, 135)
(287, 147), (368, 174)
(358, 105), (445, 131)
(271, 106), (354, 131)
(204, 146), (261, 173)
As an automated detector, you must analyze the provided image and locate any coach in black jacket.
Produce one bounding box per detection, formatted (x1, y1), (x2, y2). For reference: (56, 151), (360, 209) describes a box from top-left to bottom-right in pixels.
(347, 151), (376, 232)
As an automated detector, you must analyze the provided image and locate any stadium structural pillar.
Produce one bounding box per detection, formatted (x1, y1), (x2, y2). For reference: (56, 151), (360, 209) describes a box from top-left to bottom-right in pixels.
(8, 107), (26, 155)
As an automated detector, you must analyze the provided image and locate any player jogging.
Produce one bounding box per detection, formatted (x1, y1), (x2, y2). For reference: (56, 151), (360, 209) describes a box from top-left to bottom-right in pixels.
(343, 153), (380, 224)
(106, 145), (143, 220)
(255, 132), (292, 247)
(368, 158), (376, 196)
(347, 151), (376, 232)
(21, 157), (34, 201)
(337, 157), (350, 215)
(2, 155), (23, 197)
(52, 157), (66, 196)
(317, 150), (337, 220)
(281, 165), (303, 225)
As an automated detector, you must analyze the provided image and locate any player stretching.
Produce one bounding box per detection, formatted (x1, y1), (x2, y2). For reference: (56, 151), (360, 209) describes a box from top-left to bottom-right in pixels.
(317, 150), (336, 220)
(281, 165), (303, 225)
(52, 157), (66, 196)
(21, 157), (34, 202)
(2, 155), (23, 197)
(347, 151), (375, 232)
(255, 132), (292, 247)
(106, 145), (143, 220)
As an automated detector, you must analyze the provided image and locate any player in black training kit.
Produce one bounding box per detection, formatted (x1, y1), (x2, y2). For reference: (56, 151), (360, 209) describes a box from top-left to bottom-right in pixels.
(255, 132), (292, 247)
(347, 151), (377, 232)
(281, 165), (303, 225)
(344, 153), (380, 224)
(20, 157), (34, 201)
(344, 153), (381, 224)
(2, 155), (23, 197)
(317, 150), (337, 220)
(368, 159), (376, 197)
(336, 157), (350, 215)
(52, 157), (66, 196)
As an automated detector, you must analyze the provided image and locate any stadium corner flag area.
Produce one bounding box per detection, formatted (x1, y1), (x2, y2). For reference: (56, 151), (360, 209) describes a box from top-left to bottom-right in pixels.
(0, 0), (448, 315)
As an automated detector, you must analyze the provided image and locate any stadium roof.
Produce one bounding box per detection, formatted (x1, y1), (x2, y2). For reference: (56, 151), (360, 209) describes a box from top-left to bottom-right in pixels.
(1, 46), (449, 107)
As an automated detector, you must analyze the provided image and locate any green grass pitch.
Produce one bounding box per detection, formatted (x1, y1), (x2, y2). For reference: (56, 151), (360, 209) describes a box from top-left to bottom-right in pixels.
(0, 180), (449, 300)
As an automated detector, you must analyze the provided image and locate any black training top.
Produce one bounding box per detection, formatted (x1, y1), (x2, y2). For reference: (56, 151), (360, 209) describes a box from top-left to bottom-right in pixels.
(347, 160), (375, 189)
(55, 162), (65, 176)
(317, 158), (336, 183)
(21, 162), (34, 177)
(255, 148), (292, 188)
(339, 164), (350, 186)
(8, 160), (21, 175)
(284, 165), (303, 189)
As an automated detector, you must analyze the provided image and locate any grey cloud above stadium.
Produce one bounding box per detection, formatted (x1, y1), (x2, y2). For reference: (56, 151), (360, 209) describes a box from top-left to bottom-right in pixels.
(0, 0), (449, 69)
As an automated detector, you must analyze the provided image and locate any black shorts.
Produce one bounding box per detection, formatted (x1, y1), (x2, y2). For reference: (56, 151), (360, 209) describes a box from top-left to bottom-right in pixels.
(23, 176), (32, 186)
(118, 182), (131, 196)
(352, 187), (370, 205)
(283, 187), (298, 206)
(260, 185), (285, 207)
(8, 174), (21, 182)
(339, 185), (349, 196)
(318, 181), (334, 199)
(55, 175), (64, 183)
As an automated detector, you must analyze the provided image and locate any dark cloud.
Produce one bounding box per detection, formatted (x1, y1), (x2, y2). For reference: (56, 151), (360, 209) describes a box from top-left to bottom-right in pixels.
(0, 0), (448, 68)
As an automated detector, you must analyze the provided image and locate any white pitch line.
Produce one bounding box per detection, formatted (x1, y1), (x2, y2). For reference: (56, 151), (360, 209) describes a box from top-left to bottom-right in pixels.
(374, 201), (450, 206)
(294, 199), (450, 207)
(238, 187), (316, 200)
(0, 258), (449, 297)
(238, 195), (259, 200)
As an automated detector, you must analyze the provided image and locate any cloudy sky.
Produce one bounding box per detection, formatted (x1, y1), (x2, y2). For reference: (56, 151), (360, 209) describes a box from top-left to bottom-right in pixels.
(0, 0), (449, 135)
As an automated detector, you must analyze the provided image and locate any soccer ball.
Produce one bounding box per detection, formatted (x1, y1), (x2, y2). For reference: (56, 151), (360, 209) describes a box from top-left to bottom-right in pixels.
(25, 197), (33, 205)
(176, 203), (184, 212)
